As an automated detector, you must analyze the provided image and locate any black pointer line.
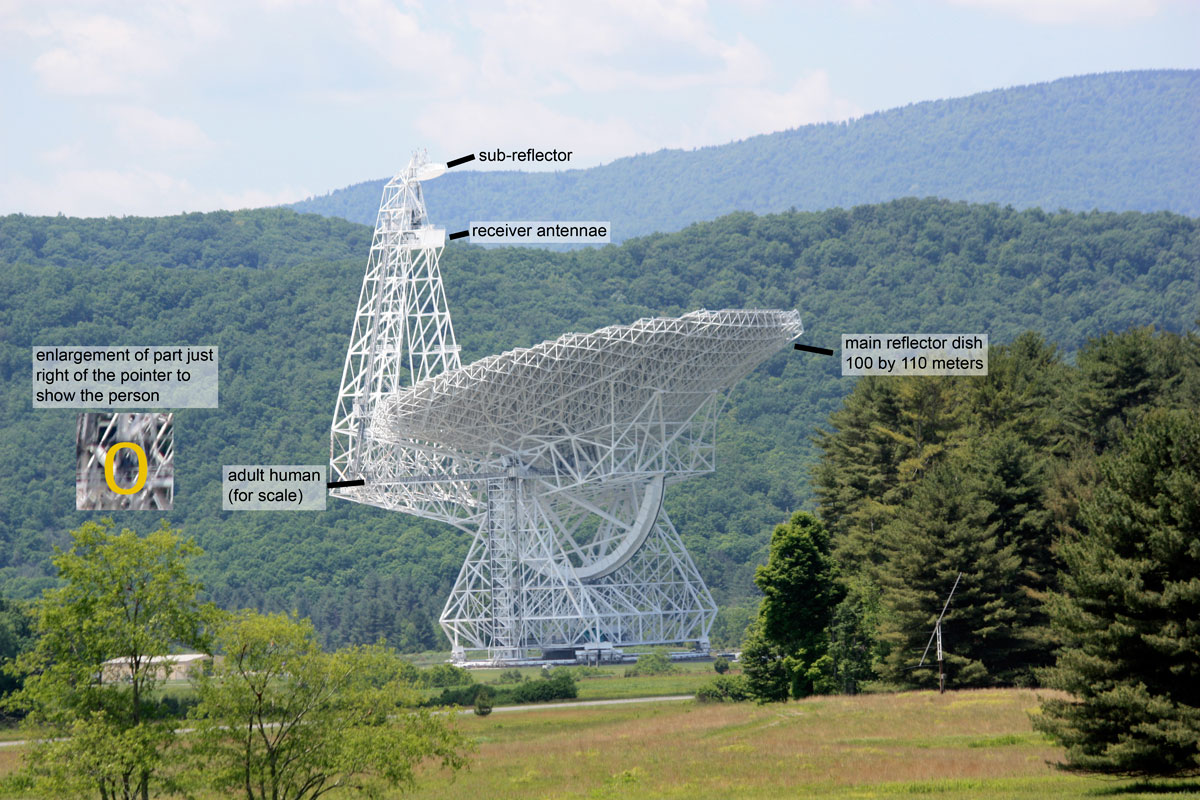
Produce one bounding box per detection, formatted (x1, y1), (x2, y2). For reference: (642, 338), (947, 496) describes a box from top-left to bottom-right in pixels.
(447, 154), (476, 168)
(327, 478), (365, 489)
(448, 230), (469, 240)
(794, 343), (834, 356)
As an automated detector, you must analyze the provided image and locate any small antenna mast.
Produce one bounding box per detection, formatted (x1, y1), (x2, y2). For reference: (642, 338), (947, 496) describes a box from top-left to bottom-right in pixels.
(919, 571), (962, 694)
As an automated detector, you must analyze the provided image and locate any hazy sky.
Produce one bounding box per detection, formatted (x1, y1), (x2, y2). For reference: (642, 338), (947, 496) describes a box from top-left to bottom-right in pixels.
(2, 0), (1197, 217)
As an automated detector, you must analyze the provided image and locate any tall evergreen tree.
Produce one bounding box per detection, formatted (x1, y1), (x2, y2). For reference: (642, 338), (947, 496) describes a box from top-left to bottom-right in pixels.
(969, 331), (1071, 455)
(1035, 408), (1200, 776)
(970, 432), (1058, 682)
(814, 376), (904, 566)
(816, 375), (968, 568)
(875, 462), (1024, 688)
(1069, 327), (1196, 453)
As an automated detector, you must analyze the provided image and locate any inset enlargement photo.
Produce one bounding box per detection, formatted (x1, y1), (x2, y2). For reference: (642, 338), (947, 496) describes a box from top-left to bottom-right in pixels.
(76, 412), (174, 510)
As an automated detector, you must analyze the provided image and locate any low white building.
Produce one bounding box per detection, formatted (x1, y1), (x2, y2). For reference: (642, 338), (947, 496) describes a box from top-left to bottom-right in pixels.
(100, 653), (210, 683)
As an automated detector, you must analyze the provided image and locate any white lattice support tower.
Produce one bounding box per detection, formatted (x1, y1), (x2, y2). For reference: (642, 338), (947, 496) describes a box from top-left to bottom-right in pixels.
(331, 152), (803, 664)
(330, 151), (463, 505)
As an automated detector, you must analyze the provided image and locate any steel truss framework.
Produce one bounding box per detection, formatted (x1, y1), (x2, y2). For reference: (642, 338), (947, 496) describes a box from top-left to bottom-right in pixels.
(331, 151), (803, 663)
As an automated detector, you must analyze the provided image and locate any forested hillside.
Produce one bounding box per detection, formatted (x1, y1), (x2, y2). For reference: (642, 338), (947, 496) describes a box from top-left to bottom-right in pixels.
(0, 209), (370, 269)
(1, 199), (1198, 650)
(291, 71), (1200, 238)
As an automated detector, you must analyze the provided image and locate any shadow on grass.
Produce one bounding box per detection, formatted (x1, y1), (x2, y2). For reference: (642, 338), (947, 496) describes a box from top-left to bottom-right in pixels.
(1089, 780), (1200, 796)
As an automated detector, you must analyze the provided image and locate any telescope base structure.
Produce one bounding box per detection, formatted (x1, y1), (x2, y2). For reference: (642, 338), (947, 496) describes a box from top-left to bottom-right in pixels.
(439, 475), (716, 665)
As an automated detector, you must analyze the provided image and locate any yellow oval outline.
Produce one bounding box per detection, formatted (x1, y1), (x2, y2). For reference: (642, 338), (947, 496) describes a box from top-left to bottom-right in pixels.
(104, 442), (147, 496)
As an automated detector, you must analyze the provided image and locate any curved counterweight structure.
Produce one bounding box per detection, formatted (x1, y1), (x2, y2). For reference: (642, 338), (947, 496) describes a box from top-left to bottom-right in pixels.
(331, 151), (803, 663)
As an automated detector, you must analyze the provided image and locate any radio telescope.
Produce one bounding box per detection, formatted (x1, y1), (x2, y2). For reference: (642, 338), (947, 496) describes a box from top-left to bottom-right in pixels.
(330, 151), (803, 664)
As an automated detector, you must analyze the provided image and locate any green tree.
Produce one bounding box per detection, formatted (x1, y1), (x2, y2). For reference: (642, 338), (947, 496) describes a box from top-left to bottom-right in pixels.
(190, 610), (468, 800)
(5, 520), (211, 800)
(695, 674), (751, 703)
(826, 576), (882, 694)
(749, 512), (840, 699)
(815, 376), (968, 568)
(875, 464), (1024, 688)
(627, 652), (675, 676)
(1035, 409), (1200, 776)
(473, 686), (493, 717)
(813, 376), (905, 567)
(968, 331), (1070, 454)
(969, 431), (1058, 683)
(739, 620), (789, 703)
(1069, 326), (1197, 453)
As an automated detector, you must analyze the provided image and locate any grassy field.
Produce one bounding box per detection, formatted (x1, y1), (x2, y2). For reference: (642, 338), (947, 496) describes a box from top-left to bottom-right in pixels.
(402, 688), (1200, 800)
(3, 687), (1197, 798)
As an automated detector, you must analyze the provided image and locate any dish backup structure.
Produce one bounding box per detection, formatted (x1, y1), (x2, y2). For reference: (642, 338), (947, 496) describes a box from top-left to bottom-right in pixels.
(330, 152), (803, 665)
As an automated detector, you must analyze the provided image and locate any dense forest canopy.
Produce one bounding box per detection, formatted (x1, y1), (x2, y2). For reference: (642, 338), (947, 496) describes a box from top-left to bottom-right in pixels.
(291, 71), (1200, 239)
(1, 199), (1197, 650)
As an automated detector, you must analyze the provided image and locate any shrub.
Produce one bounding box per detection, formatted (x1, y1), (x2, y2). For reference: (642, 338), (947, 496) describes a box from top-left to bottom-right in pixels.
(428, 670), (577, 707)
(624, 652), (676, 677)
(562, 665), (604, 679)
(420, 663), (474, 688)
(157, 694), (199, 718)
(473, 687), (494, 716)
(508, 672), (577, 704)
(428, 684), (483, 707)
(696, 675), (751, 703)
(713, 657), (730, 674)
(495, 668), (525, 684)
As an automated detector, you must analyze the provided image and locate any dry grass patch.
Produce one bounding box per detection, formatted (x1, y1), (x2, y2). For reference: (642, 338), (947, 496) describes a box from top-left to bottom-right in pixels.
(403, 688), (1200, 800)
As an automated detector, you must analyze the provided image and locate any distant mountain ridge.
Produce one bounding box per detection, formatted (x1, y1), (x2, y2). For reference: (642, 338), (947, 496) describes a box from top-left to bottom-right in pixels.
(289, 70), (1200, 239)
